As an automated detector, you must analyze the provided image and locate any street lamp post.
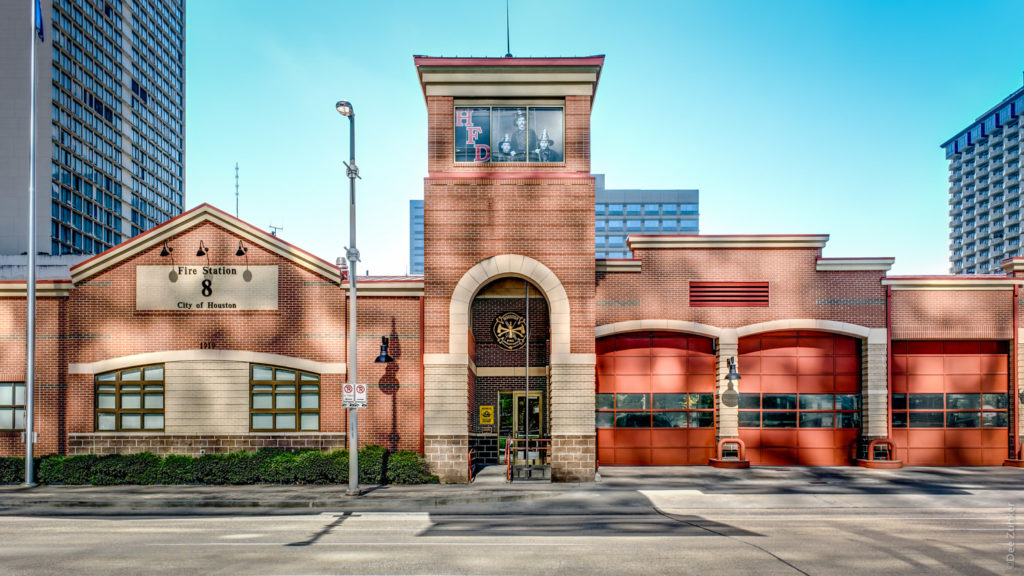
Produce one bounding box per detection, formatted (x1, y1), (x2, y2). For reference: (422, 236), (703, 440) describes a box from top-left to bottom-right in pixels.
(336, 99), (361, 495)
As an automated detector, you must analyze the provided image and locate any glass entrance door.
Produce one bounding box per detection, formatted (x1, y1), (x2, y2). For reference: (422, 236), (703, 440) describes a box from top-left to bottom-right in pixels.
(498, 391), (544, 463)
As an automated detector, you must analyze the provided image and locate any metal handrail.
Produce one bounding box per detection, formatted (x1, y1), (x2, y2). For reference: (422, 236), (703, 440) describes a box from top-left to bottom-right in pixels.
(468, 448), (475, 483)
(504, 437), (551, 482)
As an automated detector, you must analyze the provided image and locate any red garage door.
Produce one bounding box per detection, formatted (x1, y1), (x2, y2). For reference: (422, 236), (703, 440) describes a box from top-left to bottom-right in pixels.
(892, 341), (1010, 466)
(738, 331), (862, 466)
(596, 332), (716, 465)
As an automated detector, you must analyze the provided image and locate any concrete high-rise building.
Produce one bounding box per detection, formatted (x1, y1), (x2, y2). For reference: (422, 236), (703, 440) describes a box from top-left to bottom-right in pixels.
(409, 199), (424, 275)
(943, 78), (1024, 274)
(594, 174), (699, 259)
(0, 0), (185, 256)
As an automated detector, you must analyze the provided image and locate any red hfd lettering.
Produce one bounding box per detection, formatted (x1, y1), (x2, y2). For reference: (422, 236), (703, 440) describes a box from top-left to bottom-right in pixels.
(475, 144), (491, 162)
(465, 125), (483, 145)
(455, 109), (473, 127)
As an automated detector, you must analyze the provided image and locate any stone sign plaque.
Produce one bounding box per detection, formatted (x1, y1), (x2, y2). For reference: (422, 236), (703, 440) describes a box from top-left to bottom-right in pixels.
(136, 265), (278, 311)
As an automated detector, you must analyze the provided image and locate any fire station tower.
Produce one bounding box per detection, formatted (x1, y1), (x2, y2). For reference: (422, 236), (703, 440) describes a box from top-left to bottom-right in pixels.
(415, 56), (604, 482)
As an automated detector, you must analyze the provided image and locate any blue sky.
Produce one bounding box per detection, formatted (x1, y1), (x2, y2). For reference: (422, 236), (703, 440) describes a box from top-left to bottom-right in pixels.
(185, 1), (1024, 275)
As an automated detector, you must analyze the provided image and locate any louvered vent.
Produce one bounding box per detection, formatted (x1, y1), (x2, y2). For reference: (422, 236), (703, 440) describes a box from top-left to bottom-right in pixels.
(689, 282), (769, 307)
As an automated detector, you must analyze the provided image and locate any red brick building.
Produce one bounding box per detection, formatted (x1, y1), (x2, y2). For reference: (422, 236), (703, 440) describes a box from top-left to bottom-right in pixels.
(1, 56), (1021, 482)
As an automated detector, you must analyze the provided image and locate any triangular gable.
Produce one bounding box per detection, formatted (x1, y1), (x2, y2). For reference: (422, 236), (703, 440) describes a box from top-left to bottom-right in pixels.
(70, 203), (340, 284)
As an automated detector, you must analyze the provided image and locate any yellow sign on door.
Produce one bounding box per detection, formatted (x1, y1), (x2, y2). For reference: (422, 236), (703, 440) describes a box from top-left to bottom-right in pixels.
(479, 405), (495, 425)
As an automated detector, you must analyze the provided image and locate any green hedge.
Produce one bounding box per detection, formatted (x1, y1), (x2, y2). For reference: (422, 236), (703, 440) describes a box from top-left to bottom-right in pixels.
(0, 446), (438, 486)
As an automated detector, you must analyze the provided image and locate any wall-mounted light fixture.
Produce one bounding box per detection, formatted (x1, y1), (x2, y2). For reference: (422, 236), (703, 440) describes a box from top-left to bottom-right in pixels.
(375, 336), (395, 364)
(196, 240), (210, 266)
(235, 240), (251, 281)
(161, 240), (177, 282)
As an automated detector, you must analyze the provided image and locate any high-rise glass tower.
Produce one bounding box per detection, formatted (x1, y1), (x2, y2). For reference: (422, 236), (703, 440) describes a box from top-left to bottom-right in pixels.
(0, 0), (185, 256)
(943, 78), (1024, 274)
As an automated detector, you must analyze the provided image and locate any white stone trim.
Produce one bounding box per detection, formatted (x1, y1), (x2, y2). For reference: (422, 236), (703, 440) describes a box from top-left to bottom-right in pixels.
(816, 258), (895, 271)
(343, 281), (424, 297)
(69, 350), (346, 375)
(882, 277), (1020, 290)
(0, 282), (74, 298)
(735, 319), (878, 341)
(596, 319), (723, 339)
(627, 235), (829, 250)
(449, 255), (571, 355)
(595, 260), (642, 273)
(475, 367), (548, 377)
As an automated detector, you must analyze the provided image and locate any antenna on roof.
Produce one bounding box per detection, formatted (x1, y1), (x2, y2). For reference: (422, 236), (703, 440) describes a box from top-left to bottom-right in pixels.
(234, 162), (239, 218)
(505, 0), (512, 57)
(269, 224), (283, 237)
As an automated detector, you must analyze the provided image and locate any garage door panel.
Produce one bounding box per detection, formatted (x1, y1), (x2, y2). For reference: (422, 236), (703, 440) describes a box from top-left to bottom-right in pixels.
(739, 430), (762, 450)
(982, 448), (1009, 465)
(981, 429), (1008, 445)
(613, 448), (651, 466)
(907, 429), (946, 448)
(907, 341), (944, 354)
(688, 356), (716, 374)
(761, 449), (799, 466)
(597, 356), (616, 375)
(597, 429), (615, 445)
(616, 335), (652, 353)
(797, 375), (834, 390)
(835, 338), (859, 355)
(761, 356), (798, 374)
(908, 356), (945, 375)
(980, 355), (1008, 374)
(738, 356), (761, 374)
(651, 375), (683, 393)
(651, 448), (688, 465)
(907, 374), (945, 392)
(944, 448), (983, 466)
(760, 375), (795, 392)
(799, 448), (837, 466)
(761, 336), (799, 355)
(616, 356), (651, 375)
(596, 375), (617, 393)
(945, 429), (982, 448)
(797, 356), (833, 375)
(907, 448), (945, 466)
(760, 430), (798, 448)
(834, 375), (860, 393)
(685, 374), (716, 392)
(650, 429), (688, 448)
(612, 429), (651, 447)
(612, 374), (650, 393)
(943, 341), (981, 354)
(834, 356), (860, 375)
(979, 373), (1009, 392)
(798, 430), (838, 448)
(650, 356), (686, 375)
(688, 446), (716, 463)
(597, 446), (614, 464)
(796, 337), (834, 356)
(891, 355), (908, 374)
(944, 356), (981, 374)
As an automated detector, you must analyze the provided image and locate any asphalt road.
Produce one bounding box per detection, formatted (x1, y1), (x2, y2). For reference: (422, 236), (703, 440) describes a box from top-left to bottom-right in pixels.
(0, 502), (1018, 575)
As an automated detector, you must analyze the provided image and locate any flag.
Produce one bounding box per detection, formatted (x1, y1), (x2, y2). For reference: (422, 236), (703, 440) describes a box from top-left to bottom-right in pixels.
(34, 0), (44, 42)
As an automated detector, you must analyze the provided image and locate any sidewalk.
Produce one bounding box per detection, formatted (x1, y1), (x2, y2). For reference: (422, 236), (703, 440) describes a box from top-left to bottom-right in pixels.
(0, 465), (1020, 515)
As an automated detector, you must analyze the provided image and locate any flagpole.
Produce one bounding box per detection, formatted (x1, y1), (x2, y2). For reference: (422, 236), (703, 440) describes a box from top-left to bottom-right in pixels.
(24, 0), (39, 487)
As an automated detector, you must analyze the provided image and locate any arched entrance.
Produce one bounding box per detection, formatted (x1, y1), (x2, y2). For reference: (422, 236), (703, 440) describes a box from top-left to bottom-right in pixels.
(596, 331), (717, 465)
(468, 277), (550, 465)
(737, 330), (862, 465)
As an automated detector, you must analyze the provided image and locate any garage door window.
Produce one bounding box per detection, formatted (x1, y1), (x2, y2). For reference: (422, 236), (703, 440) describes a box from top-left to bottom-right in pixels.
(596, 393), (714, 428)
(892, 393), (1008, 428)
(739, 393), (861, 428)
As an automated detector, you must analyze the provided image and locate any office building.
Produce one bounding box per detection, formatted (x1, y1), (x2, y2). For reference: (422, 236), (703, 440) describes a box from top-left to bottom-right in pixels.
(0, 0), (185, 256)
(594, 174), (698, 259)
(943, 78), (1024, 274)
(409, 199), (424, 274)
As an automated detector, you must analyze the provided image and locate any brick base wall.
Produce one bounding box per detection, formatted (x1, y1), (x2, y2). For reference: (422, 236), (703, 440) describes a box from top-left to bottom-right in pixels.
(424, 433), (469, 483)
(551, 433), (595, 482)
(469, 434), (501, 464)
(67, 433), (348, 456)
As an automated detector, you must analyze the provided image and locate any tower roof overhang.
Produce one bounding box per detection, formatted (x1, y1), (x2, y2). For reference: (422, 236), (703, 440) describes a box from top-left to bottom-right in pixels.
(413, 55), (604, 101)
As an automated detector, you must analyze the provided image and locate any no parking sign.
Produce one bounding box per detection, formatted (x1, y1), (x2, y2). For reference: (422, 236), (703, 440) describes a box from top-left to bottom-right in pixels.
(342, 382), (368, 408)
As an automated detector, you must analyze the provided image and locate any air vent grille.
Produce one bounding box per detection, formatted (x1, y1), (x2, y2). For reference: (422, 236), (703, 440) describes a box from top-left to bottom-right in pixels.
(689, 282), (769, 307)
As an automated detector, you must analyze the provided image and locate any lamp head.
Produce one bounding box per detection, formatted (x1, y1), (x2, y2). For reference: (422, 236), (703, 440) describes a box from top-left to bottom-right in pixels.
(235, 240), (248, 257)
(160, 241), (173, 257)
(375, 336), (395, 363)
(725, 357), (742, 384)
(336, 100), (353, 117)
(196, 240), (209, 257)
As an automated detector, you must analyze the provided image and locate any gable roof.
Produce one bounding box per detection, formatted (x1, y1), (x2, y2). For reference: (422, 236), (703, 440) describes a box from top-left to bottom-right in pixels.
(70, 203), (340, 284)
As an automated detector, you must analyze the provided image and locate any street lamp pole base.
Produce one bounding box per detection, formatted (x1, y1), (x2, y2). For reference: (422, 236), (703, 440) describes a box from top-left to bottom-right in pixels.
(21, 482), (37, 488)
(346, 489), (362, 496)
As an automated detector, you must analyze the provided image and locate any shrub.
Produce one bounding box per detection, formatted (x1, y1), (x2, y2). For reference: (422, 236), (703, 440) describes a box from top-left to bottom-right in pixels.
(0, 457), (24, 483)
(358, 445), (387, 485)
(158, 454), (195, 484)
(386, 451), (439, 485)
(193, 453), (232, 485)
(89, 453), (161, 485)
(38, 455), (66, 483)
(61, 454), (98, 484)
(293, 450), (345, 484)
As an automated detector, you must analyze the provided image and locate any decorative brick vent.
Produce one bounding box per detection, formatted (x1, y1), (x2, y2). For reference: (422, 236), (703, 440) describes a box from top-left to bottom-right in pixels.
(689, 282), (769, 307)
